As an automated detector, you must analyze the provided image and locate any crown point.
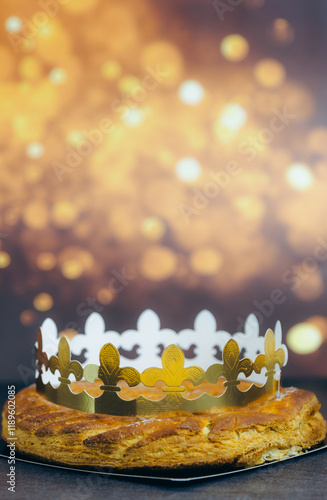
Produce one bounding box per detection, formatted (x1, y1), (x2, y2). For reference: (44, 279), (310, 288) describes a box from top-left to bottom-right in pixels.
(85, 312), (105, 336)
(137, 309), (161, 332)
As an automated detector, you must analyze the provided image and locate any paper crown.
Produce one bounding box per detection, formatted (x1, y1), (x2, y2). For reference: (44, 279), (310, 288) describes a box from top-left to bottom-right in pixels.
(35, 310), (288, 416)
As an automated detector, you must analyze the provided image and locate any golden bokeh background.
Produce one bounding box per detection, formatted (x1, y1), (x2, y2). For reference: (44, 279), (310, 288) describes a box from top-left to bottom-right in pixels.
(1, 0), (327, 381)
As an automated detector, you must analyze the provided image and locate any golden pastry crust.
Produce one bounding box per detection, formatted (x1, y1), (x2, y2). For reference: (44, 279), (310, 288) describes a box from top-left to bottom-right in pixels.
(2, 383), (326, 470)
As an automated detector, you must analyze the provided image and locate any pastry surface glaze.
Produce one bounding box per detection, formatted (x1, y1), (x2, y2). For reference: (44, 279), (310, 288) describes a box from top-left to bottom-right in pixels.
(2, 382), (326, 469)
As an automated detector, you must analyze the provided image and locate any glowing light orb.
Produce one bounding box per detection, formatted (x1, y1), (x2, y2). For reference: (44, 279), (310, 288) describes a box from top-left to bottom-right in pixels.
(52, 201), (78, 228)
(122, 108), (145, 127)
(190, 248), (223, 275)
(254, 58), (285, 88)
(140, 246), (177, 281)
(118, 75), (141, 94)
(220, 35), (249, 62)
(141, 217), (166, 240)
(59, 247), (94, 271)
(101, 60), (122, 81)
(176, 157), (202, 182)
(0, 0), (325, 328)
(0, 251), (11, 268)
(97, 288), (115, 304)
(49, 67), (67, 85)
(141, 42), (183, 86)
(26, 142), (44, 159)
(270, 18), (294, 45)
(20, 310), (37, 326)
(178, 80), (204, 105)
(61, 259), (84, 280)
(286, 163), (313, 191)
(67, 130), (86, 147)
(287, 323), (323, 354)
(219, 103), (247, 131)
(33, 293), (53, 311)
(234, 196), (265, 220)
(19, 57), (42, 81)
(36, 253), (56, 271)
(23, 201), (48, 230)
(38, 25), (54, 39)
(5, 16), (22, 33)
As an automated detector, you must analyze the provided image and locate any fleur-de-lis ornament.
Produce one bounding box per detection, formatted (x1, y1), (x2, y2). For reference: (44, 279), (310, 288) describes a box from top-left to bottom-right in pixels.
(262, 329), (285, 377)
(141, 344), (205, 392)
(48, 336), (83, 385)
(35, 328), (49, 374)
(84, 343), (140, 391)
(206, 339), (253, 387)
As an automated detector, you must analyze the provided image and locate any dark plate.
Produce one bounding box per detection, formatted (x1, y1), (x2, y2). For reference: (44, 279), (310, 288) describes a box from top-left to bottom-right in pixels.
(0, 438), (326, 483)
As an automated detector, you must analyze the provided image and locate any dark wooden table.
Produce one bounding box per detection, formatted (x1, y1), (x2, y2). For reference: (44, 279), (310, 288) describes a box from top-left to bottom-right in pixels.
(1, 379), (326, 500)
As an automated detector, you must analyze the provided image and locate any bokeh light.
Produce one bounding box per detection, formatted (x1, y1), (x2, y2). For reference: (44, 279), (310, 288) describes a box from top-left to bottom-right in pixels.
(219, 103), (247, 131)
(5, 16), (22, 33)
(140, 246), (177, 281)
(101, 60), (122, 81)
(141, 41), (184, 86)
(254, 58), (286, 88)
(20, 310), (37, 326)
(190, 248), (223, 275)
(23, 201), (48, 230)
(141, 217), (166, 240)
(287, 322), (323, 354)
(122, 108), (145, 127)
(33, 293), (54, 312)
(0, 252), (11, 269)
(178, 80), (204, 105)
(220, 35), (249, 62)
(176, 157), (202, 182)
(118, 75), (141, 94)
(0, 0), (327, 380)
(61, 259), (84, 280)
(36, 253), (56, 271)
(52, 201), (78, 228)
(286, 163), (314, 191)
(26, 142), (44, 159)
(5, 16), (23, 33)
(269, 18), (294, 46)
(49, 67), (67, 85)
(97, 288), (115, 305)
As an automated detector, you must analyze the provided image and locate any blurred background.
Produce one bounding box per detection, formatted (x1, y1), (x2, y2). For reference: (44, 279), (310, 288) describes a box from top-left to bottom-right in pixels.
(1, 0), (327, 383)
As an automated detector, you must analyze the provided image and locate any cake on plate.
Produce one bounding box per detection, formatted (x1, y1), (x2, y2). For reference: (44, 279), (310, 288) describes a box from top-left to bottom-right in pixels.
(2, 311), (326, 470)
(2, 381), (326, 469)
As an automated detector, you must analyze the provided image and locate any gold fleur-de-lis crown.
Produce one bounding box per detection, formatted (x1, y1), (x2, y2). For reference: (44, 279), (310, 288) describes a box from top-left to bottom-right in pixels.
(48, 336), (83, 385)
(141, 344), (205, 392)
(206, 339), (253, 387)
(84, 343), (140, 391)
(262, 329), (285, 376)
(36, 313), (288, 416)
